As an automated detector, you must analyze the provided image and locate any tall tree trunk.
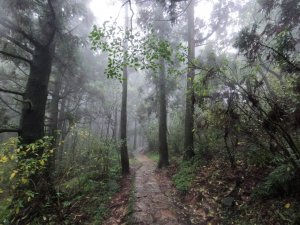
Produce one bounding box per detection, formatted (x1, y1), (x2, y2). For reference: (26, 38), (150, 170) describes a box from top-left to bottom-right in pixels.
(133, 119), (137, 151)
(49, 71), (63, 141)
(183, 0), (196, 160)
(154, 2), (169, 168)
(57, 95), (67, 165)
(100, 117), (104, 138)
(120, 4), (130, 175)
(14, 43), (57, 223)
(158, 58), (169, 168)
(49, 70), (63, 171)
(106, 113), (111, 139)
(112, 107), (118, 140)
(20, 45), (54, 144)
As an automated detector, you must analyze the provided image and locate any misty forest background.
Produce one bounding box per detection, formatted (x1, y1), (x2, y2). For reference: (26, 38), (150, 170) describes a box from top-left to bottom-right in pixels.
(0, 0), (300, 224)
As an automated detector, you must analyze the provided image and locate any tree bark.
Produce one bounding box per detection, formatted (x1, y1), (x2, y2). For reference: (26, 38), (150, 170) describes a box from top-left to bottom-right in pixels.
(133, 118), (137, 151)
(120, 4), (130, 175)
(158, 58), (169, 168)
(183, 0), (196, 160)
(49, 71), (63, 142)
(20, 45), (54, 144)
(112, 107), (118, 141)
(48, 70), (63, 172)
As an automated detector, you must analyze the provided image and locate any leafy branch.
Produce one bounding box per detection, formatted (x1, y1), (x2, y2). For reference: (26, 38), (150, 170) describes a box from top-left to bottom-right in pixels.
(89, 23), (187, 80)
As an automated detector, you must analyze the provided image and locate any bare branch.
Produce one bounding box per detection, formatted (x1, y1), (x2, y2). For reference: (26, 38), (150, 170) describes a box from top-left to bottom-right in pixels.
(0, 128), (20, 133)
(45, 0), (56, 46)
(0, 50), (32, 64)
(0, 30), (34, 54)
(0, 96), (21, 114)
(0, 17), (41, 47)
(154, 0), (193, 22)
(195, 30), (215, 46)
(0, 87), (24, 96)
(128, 0), (134, 31)
(258, 56), (282, 81)
(256, 41), (300, 72)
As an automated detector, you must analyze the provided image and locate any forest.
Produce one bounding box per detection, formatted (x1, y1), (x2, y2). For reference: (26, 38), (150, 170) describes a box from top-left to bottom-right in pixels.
(0, 0), (299, 224)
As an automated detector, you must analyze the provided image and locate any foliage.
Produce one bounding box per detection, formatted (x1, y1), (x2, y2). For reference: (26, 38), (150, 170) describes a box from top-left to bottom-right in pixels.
(0, 137), (55, 224)
(168, 111), (184, 155)
(56, 131), (122, 224)
(145, 150), (159, 162)
(252, 164), (297, 199)
(143, 120), (159, 151)
(89, 23), (186, 80)
(172, 160), (198, 193)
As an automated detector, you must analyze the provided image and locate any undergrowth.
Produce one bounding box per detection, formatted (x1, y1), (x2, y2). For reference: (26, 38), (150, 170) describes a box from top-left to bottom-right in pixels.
(58, 136), (122, 224)
(172, 159), (199, 193)
(145, 150), (159, 162)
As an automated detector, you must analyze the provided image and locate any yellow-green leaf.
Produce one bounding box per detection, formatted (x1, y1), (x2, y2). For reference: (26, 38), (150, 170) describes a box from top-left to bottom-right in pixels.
(284, 203), (291, 209)
(21, 178), (29, 184)
(10, 170), (18, 180)
(0, 155), (8, 163)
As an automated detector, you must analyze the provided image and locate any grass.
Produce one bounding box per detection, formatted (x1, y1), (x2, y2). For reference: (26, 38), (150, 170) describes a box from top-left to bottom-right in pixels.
(145, 150), (159, 162)
(172, 160), (197, 193)
(58, 163), (121, 224)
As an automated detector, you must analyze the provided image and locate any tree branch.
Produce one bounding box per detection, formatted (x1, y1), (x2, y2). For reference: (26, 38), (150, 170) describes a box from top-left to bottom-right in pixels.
(0, 128), (20, 133)
(0, 87), (24, 96)
(256, 41), (300, 72)
(0, 17), (41, 47)
(0, 30), (34, 54)
(195, 30), (215, 46)
(128, 0), (135, 31)
(0, 50), (32, 64)
(45, 0), (56, 46)
(258, 56), (283, 81)
(0, 96), (21, 114)
(154, 0), (193, 21)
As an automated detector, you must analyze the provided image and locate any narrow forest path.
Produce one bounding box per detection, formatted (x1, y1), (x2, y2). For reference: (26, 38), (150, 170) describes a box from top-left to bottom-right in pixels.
(132, 154), (189, 225)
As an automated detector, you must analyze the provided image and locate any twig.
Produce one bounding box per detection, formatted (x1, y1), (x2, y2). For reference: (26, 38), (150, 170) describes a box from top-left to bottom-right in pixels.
(0, 96), (22, 114)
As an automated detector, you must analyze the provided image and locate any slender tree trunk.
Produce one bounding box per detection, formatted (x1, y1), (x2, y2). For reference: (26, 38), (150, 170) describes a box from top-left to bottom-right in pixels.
(106, 113), (111, 139)
(154, 2), (170, 168)
(57, 95), (67, 164)
(112, 107), (118, 140)
(120, 66), (130, 174)
(133, 118), (137, 150)
(158, 58), (169, 168)
(120, 4), (130, 175)
(49, 71), (63, 141)
(49, 71), (63, 171)
(183, 0), (196, 160)
(100, 117), (104, 138)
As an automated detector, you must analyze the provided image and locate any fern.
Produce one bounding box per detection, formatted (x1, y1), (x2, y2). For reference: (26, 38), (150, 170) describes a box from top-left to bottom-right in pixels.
(252, 164), (295, 198)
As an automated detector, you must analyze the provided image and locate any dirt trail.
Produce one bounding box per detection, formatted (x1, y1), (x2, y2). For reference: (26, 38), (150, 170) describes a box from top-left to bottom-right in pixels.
(132, 154), (188, 225)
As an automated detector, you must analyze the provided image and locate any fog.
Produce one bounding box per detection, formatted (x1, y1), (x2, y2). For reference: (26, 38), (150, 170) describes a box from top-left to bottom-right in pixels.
(0, 0), (299, 224)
